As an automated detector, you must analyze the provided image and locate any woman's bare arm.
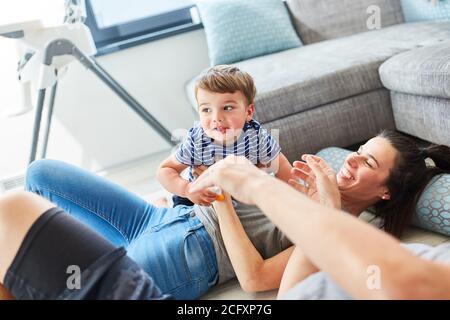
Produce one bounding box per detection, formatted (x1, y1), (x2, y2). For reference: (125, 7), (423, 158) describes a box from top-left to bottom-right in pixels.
(277, 246), (319, 298)
(213, 195), (294, 292)
(278, 154), (339, 298)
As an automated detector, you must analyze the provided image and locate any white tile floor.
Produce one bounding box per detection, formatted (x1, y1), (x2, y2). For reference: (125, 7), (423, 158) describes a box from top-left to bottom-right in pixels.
(99, 150), (170, 197)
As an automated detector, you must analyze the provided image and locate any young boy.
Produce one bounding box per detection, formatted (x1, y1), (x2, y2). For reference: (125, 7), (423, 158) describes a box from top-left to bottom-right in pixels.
(156, 65), (292, 207)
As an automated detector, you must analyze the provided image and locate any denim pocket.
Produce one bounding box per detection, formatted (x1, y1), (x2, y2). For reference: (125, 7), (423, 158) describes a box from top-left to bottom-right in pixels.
(180, 224), (216, 295)
(182, 225), (206, 280)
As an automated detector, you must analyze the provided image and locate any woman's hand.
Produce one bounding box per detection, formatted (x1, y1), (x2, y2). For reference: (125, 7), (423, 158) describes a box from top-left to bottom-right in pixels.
(189, 155), (271, 205)
(289, 158), (320, 200)
(289, 155), (341, 209)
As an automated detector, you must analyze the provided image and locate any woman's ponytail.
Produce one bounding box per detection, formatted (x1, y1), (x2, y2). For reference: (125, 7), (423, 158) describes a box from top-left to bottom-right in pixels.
(422, 144), (450, 170)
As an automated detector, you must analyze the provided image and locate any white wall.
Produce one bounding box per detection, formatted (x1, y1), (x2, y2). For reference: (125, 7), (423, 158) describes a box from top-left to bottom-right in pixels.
(0, 28), (210, 177)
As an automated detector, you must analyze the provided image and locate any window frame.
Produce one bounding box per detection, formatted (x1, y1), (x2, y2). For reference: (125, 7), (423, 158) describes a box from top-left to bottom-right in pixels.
(84, 0), (202, 56)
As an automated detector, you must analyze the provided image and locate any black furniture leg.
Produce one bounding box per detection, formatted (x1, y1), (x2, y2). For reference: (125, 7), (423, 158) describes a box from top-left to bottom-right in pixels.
(29, 89), (46, 164)
(40, 80), (58, 159)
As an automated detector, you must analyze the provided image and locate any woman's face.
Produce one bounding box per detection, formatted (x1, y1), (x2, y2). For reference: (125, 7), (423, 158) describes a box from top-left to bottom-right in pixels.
(337, 136), (398, 201)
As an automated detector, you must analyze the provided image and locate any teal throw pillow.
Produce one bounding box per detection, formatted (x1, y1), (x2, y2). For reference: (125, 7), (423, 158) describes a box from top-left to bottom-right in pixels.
(195, 0), (302, 66)
(400, 0), (450, 22)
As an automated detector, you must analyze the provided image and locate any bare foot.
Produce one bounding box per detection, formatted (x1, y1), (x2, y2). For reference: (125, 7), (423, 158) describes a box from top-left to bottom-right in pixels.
(152, 196), (169, 207)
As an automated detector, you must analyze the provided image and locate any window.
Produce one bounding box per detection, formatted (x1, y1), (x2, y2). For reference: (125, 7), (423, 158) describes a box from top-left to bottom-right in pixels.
(85, 0), (201, 55)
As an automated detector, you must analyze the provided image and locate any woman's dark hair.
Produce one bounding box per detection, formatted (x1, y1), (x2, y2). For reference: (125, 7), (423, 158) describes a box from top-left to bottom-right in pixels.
(373, 130), (450, 238)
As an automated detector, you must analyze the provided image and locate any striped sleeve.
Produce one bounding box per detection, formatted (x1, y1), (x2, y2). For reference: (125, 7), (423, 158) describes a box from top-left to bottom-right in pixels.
(174, 127), (199, 166)
(257, 127), (281, 164)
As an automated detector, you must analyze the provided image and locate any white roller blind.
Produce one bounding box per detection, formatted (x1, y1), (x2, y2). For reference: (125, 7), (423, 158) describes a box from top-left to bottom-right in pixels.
(89, 0), (195, 28)
(0, 0), (65, 27)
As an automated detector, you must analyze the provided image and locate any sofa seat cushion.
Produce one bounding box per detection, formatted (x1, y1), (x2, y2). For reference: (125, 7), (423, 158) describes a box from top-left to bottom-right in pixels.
(389, 92), (450, 146)
(380, 42), (450, 99)
(186, 21), (450, 123)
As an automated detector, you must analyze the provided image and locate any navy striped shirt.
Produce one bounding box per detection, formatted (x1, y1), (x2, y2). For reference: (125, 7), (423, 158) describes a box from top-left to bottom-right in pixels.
(175, 119), (281, 181)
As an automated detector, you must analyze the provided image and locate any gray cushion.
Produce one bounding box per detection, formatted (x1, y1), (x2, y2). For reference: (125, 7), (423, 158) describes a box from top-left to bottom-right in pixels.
(317, 147), (450, 237)
(380, 41), (450, 99)
(286, 0), (404, 44)
(390, 92), (450, 146)
(186, 21), (450, 124)
(264, 89), (394, 162)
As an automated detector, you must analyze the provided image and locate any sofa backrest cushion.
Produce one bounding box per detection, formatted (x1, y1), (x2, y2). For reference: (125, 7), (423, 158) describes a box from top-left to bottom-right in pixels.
(286, 0), (404, 44)
(196, 0), (302, 66)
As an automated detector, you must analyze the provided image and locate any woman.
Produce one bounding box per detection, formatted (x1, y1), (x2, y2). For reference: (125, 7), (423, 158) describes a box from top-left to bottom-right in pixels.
(3, 130), (450, 299)
(193, 130), (450, 296)
(190, 153), (450, 299)
(293, 130), (450, 237)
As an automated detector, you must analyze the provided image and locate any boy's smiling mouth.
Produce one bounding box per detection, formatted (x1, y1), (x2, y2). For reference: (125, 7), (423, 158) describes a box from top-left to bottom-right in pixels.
(214, 126), (229, 134)
(209, 126), (244, 144)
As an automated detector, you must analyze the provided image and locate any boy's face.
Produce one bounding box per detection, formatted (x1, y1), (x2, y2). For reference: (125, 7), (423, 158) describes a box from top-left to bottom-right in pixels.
(196, 88), (254, 143)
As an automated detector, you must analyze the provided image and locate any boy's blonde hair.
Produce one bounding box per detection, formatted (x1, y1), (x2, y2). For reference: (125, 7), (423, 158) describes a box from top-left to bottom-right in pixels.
(195, 65), (257, 105)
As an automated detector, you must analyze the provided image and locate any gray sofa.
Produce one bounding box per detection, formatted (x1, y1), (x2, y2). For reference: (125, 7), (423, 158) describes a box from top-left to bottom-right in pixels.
(186, 0), (450, 162)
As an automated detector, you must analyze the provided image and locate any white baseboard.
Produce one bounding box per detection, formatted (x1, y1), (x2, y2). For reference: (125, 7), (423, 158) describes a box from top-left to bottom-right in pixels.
(0, 174), (25, 194)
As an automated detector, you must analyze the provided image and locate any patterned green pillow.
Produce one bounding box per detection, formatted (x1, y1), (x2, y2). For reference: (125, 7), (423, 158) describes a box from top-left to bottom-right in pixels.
(195, 0), (302, 66)
(316, 147), (450, 236)
(400, 0), (450, 22)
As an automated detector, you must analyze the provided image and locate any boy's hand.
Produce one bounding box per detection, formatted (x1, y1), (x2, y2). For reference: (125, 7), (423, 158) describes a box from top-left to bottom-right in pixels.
(192, 165), (209, 179)
(184, 182), (218, 207)
(189, 155), (270, 205)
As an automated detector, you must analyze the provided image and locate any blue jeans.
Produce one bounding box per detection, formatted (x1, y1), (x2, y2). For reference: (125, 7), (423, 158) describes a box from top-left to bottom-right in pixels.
(25, 159), (218, 300)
